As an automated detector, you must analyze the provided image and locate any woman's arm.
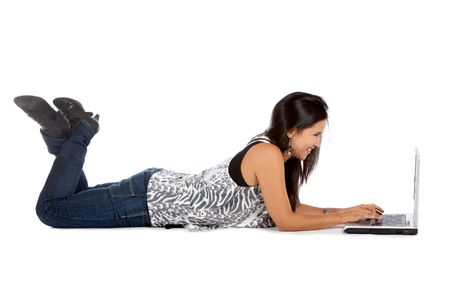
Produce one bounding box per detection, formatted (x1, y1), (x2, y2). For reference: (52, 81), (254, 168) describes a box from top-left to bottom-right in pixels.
(295, 202), (342, 214)
(285, 211), (344, 231)
(285, 204), (383, 231)
(252, 144), (382, 231)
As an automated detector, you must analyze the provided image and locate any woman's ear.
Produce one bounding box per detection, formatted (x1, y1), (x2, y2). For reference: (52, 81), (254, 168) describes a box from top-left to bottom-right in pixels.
(287, 128), (297, 139)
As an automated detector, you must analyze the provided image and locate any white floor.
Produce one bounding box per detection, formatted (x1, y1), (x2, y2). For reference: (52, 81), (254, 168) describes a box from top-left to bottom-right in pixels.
(1, 208), (446, 300)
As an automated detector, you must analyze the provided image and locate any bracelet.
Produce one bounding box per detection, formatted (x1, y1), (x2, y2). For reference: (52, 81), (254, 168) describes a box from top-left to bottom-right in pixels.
(323, 208), (329, 214)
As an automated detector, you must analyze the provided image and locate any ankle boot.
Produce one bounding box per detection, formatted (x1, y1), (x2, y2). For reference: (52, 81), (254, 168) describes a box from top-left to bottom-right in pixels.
(53, 97), (99, 134)
(14, 95), (70, 138)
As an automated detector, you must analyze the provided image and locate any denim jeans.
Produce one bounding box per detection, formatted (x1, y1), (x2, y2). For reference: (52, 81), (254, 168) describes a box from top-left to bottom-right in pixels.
(35, 120), (162, 228)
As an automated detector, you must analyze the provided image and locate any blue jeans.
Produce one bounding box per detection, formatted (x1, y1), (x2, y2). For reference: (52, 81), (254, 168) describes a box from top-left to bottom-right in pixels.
(35, 120), (162, 228)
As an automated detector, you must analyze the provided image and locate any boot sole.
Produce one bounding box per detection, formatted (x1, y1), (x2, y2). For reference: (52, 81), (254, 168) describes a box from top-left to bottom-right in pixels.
(14, 95), (56, 113)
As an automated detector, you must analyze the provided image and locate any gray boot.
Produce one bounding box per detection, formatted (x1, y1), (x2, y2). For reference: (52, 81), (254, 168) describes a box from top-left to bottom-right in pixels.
(14, 95), (70, 138)
(53, 97), (99, 134)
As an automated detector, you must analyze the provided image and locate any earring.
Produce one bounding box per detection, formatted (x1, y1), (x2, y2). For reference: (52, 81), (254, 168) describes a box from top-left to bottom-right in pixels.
(287, 138), (294, 157)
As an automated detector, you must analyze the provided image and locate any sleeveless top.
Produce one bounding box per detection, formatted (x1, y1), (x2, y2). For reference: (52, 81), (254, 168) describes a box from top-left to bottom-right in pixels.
(146, 135), (276, 231)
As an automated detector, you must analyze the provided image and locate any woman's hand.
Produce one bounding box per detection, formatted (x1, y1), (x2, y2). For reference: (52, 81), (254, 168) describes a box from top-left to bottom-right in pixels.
(338, 204), (384, 223)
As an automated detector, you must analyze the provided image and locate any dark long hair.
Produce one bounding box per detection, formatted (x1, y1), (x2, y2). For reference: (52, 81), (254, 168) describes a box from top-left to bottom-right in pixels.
(255, 92), (328, 212)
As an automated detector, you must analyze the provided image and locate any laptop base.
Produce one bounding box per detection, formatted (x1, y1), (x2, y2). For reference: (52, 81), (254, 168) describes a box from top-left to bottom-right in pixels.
(344, 227), (418, 235)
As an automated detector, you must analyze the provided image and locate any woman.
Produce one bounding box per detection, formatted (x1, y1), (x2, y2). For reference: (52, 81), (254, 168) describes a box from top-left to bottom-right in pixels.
(14, 92), (383, 231)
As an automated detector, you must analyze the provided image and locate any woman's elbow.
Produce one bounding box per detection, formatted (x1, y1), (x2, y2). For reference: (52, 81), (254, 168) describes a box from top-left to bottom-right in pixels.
(273, 213), (320, 232)
(273, 214), (298, 232)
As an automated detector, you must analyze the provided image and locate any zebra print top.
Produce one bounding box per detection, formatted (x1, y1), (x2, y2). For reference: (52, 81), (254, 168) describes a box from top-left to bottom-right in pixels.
(146, 135), (276, 231)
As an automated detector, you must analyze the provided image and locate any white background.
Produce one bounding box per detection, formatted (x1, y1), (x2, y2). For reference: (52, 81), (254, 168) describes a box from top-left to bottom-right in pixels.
(1, 0), (449, 299)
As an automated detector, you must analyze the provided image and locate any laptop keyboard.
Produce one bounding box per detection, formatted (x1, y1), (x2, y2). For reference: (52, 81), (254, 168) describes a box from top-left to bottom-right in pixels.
(374, 214), (409, 226)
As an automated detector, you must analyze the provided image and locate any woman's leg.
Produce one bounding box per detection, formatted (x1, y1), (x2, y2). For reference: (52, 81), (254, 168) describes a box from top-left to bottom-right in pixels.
(41, 132), (88, 193)
(14, 95), (89, 192)
(14, 95), (160, 228)
(36, 120), (162, 228)
(41, 117), (119, 191)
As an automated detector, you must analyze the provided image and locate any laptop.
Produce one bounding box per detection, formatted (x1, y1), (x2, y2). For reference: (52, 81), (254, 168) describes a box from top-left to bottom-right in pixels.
(344, 148), (420, 235)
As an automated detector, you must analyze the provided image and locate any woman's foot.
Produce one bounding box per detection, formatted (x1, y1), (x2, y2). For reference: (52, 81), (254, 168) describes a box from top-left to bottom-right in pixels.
(53, 97), (100, 134)
(14, 95), (70, 138)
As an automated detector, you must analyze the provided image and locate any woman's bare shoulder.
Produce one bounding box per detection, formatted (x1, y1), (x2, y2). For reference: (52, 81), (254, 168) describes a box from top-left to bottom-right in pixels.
(240, 143), (283, 187)
(249, 142), (282, 159)
(246, 142), (284, 170)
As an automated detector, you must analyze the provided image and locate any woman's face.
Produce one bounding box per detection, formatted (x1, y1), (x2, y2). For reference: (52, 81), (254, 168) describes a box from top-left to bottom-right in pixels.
(287, 120), (327, 161)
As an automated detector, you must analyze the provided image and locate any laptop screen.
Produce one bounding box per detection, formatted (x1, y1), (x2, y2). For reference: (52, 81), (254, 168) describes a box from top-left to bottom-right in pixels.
(413, 148), (420, 227)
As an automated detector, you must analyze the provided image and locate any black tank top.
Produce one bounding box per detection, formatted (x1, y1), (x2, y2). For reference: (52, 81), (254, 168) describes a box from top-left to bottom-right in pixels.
(228, 136), (272, 187)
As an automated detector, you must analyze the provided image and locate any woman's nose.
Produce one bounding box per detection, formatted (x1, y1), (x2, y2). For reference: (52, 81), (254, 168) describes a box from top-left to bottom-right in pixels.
(314, 138), (321, 148)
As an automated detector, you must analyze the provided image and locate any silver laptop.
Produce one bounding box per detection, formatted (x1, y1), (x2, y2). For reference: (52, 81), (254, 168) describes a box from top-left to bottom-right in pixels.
(344, 148), (419, 235)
